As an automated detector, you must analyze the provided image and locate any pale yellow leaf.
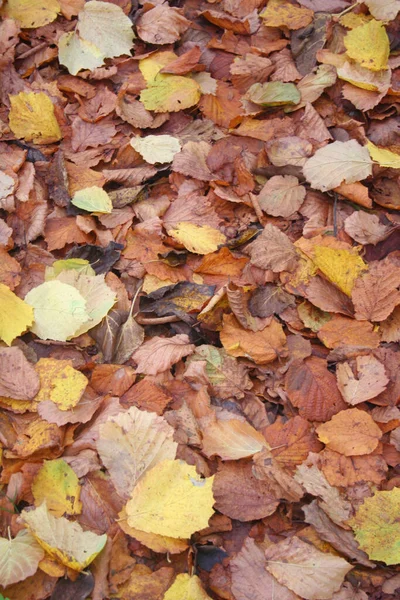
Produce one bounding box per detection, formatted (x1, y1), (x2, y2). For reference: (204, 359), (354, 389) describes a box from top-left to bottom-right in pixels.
(0, 530), (44, 588)
(2, 0), (60, 28)
(0, 283), (33, 345)
(130, 135), (181, 164)
(169, 222), (226, 255)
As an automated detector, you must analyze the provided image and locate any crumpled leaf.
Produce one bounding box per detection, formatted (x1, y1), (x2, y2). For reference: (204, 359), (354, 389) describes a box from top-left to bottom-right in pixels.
(0, 346), (40, 400)
(163, 574), (212, 600)
(130, 135), (181, 165)
(32, 459), (82, 517)
(265, 536), (352, 600)
(303, 140), (373, 192)
(345, 19), (389, 71)
(97, 406), (177, 500)
(125, 459), (215, 538)
(58, 0), (135, 75)
(336, 355), (389, 405)
(0, 283), (33, 345)
(132, 334), (195, 375)
(25, 280), (89, 341)
(22, 502), (107, 571)
(90, 308), (144, 365)
(71, 186), (112, 214)
(0, 530), (44, 588)
(8, 92), (62, 145)
(349, 488), (400, 565)
(2, 0), (60, 28)
(316, 408), (382, 456)
(168, 222), (226, 255)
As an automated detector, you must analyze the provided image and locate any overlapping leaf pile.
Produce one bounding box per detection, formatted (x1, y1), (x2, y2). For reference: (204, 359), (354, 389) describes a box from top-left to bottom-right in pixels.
(2, 0), (400, 598)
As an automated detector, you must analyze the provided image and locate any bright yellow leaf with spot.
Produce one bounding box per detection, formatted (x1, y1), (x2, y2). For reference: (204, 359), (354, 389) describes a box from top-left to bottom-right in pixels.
(139, 51), (178, 82)
(25, 280), (89, 341)
(125, 459), (215, 538)
(2, 0), (60, 28)
(344, 19), (390, 71)
(140, 75), (201, 113)
(169, 222), (226, 255)
(348, 488), (400, 564)
(339, 12), (372, 29)
(34, 358), (87, 410)
(32, 459), (82, 517)
(58, 32), (105, 76)
(8, 92), (62, 145)
(71, 186), (112, 213)
(296, 237), (367, 296)
(367, 141), (400, 168)
(0, 283), (33, 345)
(22, 502), (107, 571)
(163, 574), (212, 600)
(12, 420), (61, 459)
(260, 0), (313, 30)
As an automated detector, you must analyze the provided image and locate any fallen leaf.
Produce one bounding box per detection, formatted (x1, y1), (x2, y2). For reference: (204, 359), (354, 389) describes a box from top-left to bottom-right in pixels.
(0, 530), (44, 588)
(367, 140), (400, 168)
(200, 415), (269, 460)
(320, 447), (387, 488)
(32, 459), (82, 517)
(260, 0), (313, 30)
(249, 284), (295, 317)
(258, 175), (306, 217)
(130, 135), (181, 165)
(168, 222), (226, 255)
(125, 459), (215, 538)
(2, 0), (60, 28)
(136, 5), (189, 45)
(248, 224), (298, 272)
(132, 334), (195, 375)
(317, 315), (380, 349)
(0, 346), (40, 400)
(246, 82), (300, 106)
(303, 140), (373, 192)
(0, 283), (33, 345)
(348, 488), (400, 564)
(140, 75), (201, 113)
(71, 186), (112, 214)
(351, 259), (400, 321)
(8, 92), (62, 145)
(163, 574), (212, 600)
(364, 0), (400, 20)
(344, 20), (389, 71)
(22, 502), (107, 571)
(344, 210), (390, 245)
(336, 355), (389, 405)
(25, 280), (89, 341)
(316, 408), (382, 456)
(97, 406), (177, 500)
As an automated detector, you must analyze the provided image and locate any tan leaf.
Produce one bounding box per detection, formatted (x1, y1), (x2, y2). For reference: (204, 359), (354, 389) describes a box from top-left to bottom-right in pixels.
(316, 408), (382, 456)
(0, 346), (40, 400)
(248, 224), (298, 272)
(344, 211), (390, 245)
(320, 448), (387, 488)
(97, 406), (177, 500)
(317, 315), (380, 349)
(171, 141), (213, 181)
(265, 536), (352, 600)
(335, 181), (373, 208)
(136, 5), (189, 44)
(263, 415), (323, 470)
(230, 537), (299, 600)
(336, 355), (389, 405)
(259, 175), (306, 217)
(132, 334), (195, 375)
(352, 259), (400, 321)
(252, 449), (304, 502)
(380, 306), (400, 343)
(305, 276), (354, 317)
(199, 415), (269, 460)
(267, 136), (312, 167)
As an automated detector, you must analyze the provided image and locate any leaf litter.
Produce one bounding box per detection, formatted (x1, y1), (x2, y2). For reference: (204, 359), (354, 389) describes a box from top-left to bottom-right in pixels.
(2, 0), (400, 598)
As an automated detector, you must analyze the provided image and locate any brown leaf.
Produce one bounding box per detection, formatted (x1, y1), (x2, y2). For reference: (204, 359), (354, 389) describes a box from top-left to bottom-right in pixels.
(248, 224), (298, 272)
(316, 408), (382, 456)
(136, 5), (190, 44)
(336, 355), (389, 405)
(90, 364), (135, 397)
(249, 284), (295, 318)
(171, 141), (214, 181)
(352, 259), (400, 321)
(132, 334), (195, 375)
(252, 449), (304, 502)
(319, 448), (387, 487)
(121, 378), (172, 415)
(259, 175), (306, 218)
(317, 315), (380, 349)
(0, 347), (40, 400)
(263, 415), (323, 470)
(213, 461), (279, 521)
(304, 276), (354, 317)
(286, 357), (346, 421)
(344, 211), (390, 245)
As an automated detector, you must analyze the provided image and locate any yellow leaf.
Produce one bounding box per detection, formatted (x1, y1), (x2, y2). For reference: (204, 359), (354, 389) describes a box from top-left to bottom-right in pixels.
(50, 365), (87, 410)
(339, 12), (372, 29)
(169, 222), (226, 255)
(125, 459), (215, 538)
(58, 32), (105, 76)
(163, 574), (212, 600)
(140, 75), (201, 113)
(34, 358), (80, 404)
(0, 283), (34, 345)
(22, 502), (107, 571)
(45, 259), (95, 279)
(8, 92), (62, 145)
(296, 236), (367, 296)
(344, 19), (390, 71)
(0, 530), (44, 588)
(367, 140), (400, 168)
(139, 51), (178, 82)
(97, 406), (177, 500)
(2, 0), (60, 28)
(25, 280), (89, 341)
(348, 488), (400, 564)
(130, 135), (181, 164)
(260, 0), (313, 30)
(119, 507), (188, 554)
(32, 459), (82, 517)
(71, 186), (112, 213)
